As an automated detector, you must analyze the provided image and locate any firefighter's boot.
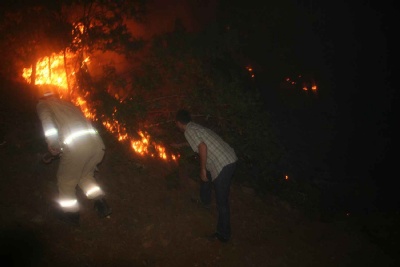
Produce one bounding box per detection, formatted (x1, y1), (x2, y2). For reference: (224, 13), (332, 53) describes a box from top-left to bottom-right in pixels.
(94, 198), (112, 218)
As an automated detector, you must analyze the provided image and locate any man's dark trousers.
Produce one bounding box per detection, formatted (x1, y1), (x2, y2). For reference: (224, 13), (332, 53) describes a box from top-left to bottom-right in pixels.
(200, 162), (237, 241)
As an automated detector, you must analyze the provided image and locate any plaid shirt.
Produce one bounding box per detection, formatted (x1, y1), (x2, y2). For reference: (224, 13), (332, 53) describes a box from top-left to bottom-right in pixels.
(184, 122), (237, 180)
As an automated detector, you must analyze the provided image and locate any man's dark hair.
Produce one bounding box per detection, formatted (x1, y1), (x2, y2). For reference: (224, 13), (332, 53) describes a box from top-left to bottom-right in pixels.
(176, 109), (191, 124)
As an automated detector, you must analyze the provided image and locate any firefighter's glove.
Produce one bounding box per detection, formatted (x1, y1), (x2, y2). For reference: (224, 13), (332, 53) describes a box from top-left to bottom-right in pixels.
(48, 144), (61, 156)
(42, 152), (55, 164)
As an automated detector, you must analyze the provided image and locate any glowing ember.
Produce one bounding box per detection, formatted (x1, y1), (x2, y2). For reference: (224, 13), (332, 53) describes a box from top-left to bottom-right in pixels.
(246, 66), (255, 78)
(22, 51), (177, 162)
(283, 74), (317, 93)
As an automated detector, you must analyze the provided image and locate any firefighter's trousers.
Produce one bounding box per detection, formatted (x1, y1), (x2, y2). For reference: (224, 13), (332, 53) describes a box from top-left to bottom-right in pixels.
(56, 134), (105, 212)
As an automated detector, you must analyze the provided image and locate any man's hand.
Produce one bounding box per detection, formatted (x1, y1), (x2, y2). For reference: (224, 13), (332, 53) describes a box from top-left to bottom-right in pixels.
(200, 168), (208, 182)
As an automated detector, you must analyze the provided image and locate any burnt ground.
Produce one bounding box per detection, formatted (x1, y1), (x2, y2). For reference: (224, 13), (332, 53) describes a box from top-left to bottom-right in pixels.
(1, 100), (400, 267)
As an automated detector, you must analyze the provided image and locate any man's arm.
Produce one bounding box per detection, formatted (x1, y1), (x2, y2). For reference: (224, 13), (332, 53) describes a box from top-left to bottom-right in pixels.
(198, 142), (208, 182)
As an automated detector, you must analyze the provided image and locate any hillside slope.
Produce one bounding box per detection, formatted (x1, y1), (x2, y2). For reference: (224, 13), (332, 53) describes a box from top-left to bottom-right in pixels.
(0, 103), (398, 267)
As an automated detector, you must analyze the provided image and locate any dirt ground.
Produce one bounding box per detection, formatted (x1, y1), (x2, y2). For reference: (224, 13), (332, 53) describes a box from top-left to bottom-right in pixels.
(0, 107), (399, 267)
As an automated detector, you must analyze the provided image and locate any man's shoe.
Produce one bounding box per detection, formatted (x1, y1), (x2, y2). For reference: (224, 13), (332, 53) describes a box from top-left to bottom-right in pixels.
(206, 232), (229, 243)
(94, 198), (112, 218)
(53, 209), (80, 226)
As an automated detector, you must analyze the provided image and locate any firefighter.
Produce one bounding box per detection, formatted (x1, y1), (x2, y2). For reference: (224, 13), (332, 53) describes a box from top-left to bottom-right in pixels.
(36, 87), (111, 226)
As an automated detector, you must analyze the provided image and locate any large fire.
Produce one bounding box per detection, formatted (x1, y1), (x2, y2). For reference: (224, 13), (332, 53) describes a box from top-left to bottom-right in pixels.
(22, 51), (178, 162)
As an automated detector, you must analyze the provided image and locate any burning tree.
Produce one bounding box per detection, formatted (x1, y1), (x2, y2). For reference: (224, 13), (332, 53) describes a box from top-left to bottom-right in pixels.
(1, 0), (146, 92)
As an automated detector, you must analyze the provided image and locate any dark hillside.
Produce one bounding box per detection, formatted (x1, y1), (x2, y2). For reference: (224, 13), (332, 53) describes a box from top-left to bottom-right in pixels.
(0, 80), (398, 266)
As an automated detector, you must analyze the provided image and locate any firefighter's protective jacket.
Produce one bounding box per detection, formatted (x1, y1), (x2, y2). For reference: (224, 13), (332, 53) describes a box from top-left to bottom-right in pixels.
(36, 96), (102, 151)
